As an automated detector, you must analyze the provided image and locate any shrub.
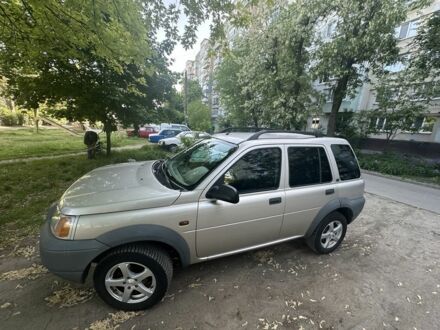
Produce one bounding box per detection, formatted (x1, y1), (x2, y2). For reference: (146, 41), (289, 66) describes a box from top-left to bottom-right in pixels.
(358, 152), (440, 178)
(0, 108), (21, 126)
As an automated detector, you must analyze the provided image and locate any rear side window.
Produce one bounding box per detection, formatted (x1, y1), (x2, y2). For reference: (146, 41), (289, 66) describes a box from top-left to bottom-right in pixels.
(219, 148), (282, 194)
(288, 147), (332, 187)
(331, 144), (361, 181)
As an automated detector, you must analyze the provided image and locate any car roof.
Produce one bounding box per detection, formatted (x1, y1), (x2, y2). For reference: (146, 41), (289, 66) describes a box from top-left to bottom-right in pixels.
(213, 131), (348, 146)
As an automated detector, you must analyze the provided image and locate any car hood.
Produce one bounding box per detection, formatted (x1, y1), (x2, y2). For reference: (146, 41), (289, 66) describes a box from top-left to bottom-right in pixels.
(59, 161), (180, 215)
(161, 137), (180, 143)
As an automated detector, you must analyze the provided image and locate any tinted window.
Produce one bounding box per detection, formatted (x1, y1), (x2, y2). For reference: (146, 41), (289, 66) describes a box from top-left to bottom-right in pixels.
(331, 144), (361, 181)
(288, 147), (332, 187)
(219, 148), (281, 194)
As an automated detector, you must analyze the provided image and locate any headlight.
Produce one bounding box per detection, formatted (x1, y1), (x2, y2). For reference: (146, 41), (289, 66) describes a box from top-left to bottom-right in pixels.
(50, 208), (77, 239)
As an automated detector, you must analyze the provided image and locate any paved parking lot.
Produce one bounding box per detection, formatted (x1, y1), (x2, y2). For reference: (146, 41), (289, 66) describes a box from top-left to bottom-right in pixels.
(1, 193), (439, 329)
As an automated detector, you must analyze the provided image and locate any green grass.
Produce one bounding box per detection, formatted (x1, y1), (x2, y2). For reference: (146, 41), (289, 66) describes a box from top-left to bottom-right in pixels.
(0, 127), (146, 160)
(358, 152), (440, 186)
(0, 145), (168, 245)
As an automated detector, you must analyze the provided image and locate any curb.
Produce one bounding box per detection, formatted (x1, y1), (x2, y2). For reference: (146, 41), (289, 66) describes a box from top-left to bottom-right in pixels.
(361, 169), (440, 190)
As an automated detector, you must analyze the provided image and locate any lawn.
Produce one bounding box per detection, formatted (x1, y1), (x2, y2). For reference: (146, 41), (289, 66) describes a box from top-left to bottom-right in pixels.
(0, 127), (146, 160)
(0, 145), (168, 246)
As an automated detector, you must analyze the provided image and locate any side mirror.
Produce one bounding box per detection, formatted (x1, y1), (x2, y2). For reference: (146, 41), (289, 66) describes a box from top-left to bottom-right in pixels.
(206, 184), (239, 204)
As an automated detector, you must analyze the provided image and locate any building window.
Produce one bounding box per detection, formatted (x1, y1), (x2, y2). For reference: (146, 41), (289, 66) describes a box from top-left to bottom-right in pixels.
(311, 117), (321, 129)
(324, 88), (333, 102)
(396, 19), (419, 39)
(413, 117), (435, 133)
(370, 117), (387, 131)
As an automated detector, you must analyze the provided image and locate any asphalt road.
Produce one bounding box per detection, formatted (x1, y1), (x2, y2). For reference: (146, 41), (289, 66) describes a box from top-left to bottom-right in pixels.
(363, 173), (440, 214)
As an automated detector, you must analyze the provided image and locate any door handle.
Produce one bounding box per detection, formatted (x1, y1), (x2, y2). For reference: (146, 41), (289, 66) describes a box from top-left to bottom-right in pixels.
(325, 189), (335, 195)
(269, 197), (282, 205)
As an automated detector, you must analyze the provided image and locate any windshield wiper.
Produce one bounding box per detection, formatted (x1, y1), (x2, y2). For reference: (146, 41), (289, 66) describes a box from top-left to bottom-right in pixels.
(163, 161), (186, 191)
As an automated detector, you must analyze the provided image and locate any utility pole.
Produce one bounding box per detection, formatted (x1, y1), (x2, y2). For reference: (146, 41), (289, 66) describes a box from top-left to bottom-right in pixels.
(184, 70), (188, 125)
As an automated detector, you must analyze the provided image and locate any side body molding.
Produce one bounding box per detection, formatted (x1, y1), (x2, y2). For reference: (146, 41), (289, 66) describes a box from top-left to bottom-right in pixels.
(96, 224), (191, 267)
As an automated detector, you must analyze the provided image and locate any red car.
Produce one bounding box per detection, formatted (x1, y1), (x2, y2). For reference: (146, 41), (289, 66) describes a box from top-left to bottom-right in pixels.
(139, 126), (158, 138)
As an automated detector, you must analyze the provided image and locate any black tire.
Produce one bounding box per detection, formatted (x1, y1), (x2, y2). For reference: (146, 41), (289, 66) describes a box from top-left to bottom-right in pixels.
(168, 144), (178, 152)
(93, 244), (173, 311)
(306, 211), (347, 254)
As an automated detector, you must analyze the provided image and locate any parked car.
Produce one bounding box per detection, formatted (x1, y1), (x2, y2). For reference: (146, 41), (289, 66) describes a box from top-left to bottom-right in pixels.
(158, 131), (210, 152)
(138, 126), (158, 138)
(148, 129), (182, 143)
(160, 123), (190, 131)
(40, 130), (365, 311)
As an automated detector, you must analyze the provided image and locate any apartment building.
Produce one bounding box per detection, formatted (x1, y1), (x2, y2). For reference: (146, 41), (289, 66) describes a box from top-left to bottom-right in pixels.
(308, 1), (440, 143)
(185, 39), (223, 128)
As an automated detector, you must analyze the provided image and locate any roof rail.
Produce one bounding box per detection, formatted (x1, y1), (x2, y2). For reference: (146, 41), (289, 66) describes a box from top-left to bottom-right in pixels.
(247, 130), (324, 141)
(219, 127), (264, 134)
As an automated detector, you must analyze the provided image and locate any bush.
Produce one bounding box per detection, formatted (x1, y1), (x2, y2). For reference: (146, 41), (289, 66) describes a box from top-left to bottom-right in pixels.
(358, 152), (440, 178)
(0, 108), (22, 126)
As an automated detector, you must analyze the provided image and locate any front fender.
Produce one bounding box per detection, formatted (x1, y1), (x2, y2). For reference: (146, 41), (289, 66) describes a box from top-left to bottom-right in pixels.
(95, 224), (191, 267)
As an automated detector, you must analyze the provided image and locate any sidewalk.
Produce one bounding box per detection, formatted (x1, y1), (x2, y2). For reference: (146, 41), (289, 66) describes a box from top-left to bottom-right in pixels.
(363, 172), (440, 214)
(0, 144), (144, 165)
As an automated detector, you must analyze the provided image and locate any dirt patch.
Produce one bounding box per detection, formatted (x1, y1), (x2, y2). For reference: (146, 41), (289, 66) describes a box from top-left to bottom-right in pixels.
(45, 283), (95, 308)
(0, 264), (47, 281)
(86, 311), (141, 330)
(0, 194), (439, 329)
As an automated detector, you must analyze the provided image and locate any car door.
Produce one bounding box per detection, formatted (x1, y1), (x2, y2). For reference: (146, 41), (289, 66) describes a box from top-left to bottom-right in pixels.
(196, 146), (285, 258)
(280, 145), (338, 238)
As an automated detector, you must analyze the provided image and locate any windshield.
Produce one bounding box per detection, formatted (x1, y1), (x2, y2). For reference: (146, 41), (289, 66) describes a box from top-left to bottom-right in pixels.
(165, 139), (238, 190)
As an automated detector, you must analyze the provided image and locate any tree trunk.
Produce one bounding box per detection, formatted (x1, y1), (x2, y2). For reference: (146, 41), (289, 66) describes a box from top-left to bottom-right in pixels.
(327, 74), (350, 137)
(34, 108), (39, 133)
(104, 120), (112, 156)
(105, 129), (111, 156)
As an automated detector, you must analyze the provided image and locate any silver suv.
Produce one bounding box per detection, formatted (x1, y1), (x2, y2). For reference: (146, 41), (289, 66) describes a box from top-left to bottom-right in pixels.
(40, 131), (365, 310)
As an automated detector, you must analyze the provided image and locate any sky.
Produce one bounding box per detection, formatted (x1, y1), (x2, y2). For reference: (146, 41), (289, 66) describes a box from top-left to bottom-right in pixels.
(164, 3), (211, 74)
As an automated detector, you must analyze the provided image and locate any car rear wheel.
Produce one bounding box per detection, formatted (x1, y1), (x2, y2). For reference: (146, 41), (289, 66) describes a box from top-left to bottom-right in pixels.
(306, 211), (347, 254)
(94, 244), (172, 310)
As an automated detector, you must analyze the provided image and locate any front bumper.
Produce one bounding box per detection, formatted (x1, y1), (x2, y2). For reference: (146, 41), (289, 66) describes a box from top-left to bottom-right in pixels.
(39, 205), (109, 283)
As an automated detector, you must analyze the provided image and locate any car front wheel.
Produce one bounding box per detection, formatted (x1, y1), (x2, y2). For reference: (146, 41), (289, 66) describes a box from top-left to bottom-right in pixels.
(168, 144), (178, 152)
(93, 244), (172, 310)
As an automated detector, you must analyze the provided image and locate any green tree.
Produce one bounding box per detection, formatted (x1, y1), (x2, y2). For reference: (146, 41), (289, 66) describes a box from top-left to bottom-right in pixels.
(188, 100), (211, 131)
(365, 72), (426, 143)
(216, 1), (321, 129)
(0, 0), (239, 154)
(410, 11), (440, 100)
(313, 0), (426, 136)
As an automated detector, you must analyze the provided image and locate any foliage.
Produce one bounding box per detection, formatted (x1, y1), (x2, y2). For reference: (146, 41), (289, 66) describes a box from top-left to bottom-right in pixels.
(0, 0), (239, 154)
(216, 1), (321, 129)
(364, 72), (427, 142)
(410, 11), (440, 100)
(358, 152), (440, 180)
(312, 0), (427, 136)
(188, 100), (211, 131)
(0, 108), (24, 126)
(186, 80), (204, 104)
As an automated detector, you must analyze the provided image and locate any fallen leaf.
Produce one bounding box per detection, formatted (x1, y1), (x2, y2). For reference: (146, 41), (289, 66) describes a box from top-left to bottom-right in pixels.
(1, 302), (11, 309)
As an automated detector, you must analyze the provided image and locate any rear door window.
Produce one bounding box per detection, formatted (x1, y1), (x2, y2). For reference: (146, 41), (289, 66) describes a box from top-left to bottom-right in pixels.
(331, 144), (361, 180)
(288, 147), (333, 187)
